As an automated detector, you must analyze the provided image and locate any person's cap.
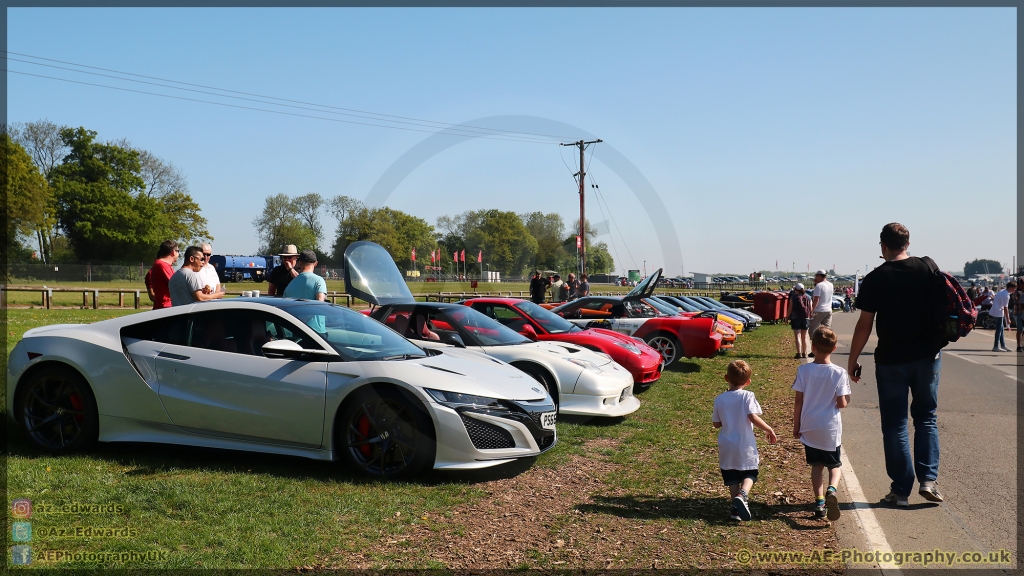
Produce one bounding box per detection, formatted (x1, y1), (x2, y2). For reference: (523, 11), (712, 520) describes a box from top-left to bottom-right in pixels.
(815, 269), (827, 276)
(279, 244), (299, 256)
(297, 249), (318, 263)
(795, 283), (805, 290)
(554, 274), (561, 279)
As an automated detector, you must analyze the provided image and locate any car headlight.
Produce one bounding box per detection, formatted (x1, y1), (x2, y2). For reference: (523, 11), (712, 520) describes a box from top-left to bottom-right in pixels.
(425, 389), (505, 409)
(567, 358), (603, 372)
(613, 341), (641, 355)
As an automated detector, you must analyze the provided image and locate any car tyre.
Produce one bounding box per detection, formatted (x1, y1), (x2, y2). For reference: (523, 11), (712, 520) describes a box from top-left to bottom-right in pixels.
(646, 333), (681, 367)
(337, 386), (435, 478)
(515, 364), (559, 410)
(16, 364), (99, 454)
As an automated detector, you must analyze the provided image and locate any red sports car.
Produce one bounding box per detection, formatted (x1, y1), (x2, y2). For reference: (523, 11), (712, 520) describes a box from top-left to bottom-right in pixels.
(459, 297), (664, 386)
(548, 269), (722, 365)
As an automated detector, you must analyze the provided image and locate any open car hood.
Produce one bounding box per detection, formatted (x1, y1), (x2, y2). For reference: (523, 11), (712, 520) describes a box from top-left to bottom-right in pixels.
(624, 267), (662, 300)
(343, 241), (415, 306)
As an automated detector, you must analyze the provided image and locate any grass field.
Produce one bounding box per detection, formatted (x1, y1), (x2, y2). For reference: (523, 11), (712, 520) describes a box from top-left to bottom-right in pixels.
(4, 308), (837, 569)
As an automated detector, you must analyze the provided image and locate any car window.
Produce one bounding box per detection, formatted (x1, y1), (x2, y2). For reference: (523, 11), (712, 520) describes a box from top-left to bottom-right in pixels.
(282, 303), (424, 360)
(472, 304), (529, 332)
(121, 315), (189, 346)
(624, 300), (656, 318)
(188, 310), (317, 356)
(514, 301), (579, 334)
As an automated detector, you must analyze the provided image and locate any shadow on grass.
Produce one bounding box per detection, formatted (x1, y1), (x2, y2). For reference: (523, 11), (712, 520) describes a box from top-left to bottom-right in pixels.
(667, 361), (701, 373)
(575, 494), (835, 530)
(5, 421), (535, 487)
(558, 414), (627, 427)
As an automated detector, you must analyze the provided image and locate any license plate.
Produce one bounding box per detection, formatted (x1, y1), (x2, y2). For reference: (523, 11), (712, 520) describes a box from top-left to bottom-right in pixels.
(540, 411), (557, 430)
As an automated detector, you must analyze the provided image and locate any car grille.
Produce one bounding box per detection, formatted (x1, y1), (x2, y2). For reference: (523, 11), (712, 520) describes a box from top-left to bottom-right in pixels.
(460, 414), (515, 450)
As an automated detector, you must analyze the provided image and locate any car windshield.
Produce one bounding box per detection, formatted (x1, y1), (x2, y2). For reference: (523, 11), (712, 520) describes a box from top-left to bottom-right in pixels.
(280, 303), (425, 360)
(697, 298), (727, 309)
(515, 301), (581, 334)
(680, 296), (713, 310)
(662, 296), (701, 312)
(643, 297), (682, 316)
(445, 306), (530, 346)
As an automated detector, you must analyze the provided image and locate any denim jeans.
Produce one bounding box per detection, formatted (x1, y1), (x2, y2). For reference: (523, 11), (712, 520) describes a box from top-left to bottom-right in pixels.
(992, 316), (1006, 349)
(875, 353), (941, 497)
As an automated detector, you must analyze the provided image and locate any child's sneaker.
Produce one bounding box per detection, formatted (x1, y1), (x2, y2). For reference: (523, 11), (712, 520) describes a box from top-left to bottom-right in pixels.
(732, 496), (751, 521)
(813, 500), (827, 518)
(825, 487), (841, 520)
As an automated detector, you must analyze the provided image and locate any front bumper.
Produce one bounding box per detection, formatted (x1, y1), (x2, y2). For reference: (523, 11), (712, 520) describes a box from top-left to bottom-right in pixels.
(431, 399), (557, 470)
(560, 368), (639, 417)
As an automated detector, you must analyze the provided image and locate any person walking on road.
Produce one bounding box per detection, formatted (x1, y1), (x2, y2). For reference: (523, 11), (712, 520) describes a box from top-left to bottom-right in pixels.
(788, 283), (813, 358)
(1012, 280), (1024, 352)
(145, 240), (178, 310)
(848, 222), (945, 507)
(989, 281), (1013, 352)
(792, 327), (851, 521)
(529, 270), (550, 304)
(807, 270), (834, 357)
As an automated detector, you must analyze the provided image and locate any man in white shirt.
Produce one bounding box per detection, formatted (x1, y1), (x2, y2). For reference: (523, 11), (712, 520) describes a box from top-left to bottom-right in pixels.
(169, 246), (224, 306)
(989, 281), (1013, 352)
(197, 243), (223, 297)
(808, 270), (834, 356)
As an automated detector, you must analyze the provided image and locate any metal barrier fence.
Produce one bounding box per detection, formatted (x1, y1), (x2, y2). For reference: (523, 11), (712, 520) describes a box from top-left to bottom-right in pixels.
(0, 286), (354, 309)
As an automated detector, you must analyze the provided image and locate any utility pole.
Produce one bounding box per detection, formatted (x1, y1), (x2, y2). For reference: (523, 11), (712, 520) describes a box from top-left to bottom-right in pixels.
(560, 139), (602, 278)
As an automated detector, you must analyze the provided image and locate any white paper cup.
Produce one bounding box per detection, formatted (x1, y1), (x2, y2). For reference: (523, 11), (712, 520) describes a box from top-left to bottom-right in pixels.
(252, 290), (260, 298)
(242, 290), (252, 297)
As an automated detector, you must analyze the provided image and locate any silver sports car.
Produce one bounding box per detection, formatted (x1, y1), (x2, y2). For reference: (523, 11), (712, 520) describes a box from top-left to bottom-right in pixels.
(7, 250), (557, 477)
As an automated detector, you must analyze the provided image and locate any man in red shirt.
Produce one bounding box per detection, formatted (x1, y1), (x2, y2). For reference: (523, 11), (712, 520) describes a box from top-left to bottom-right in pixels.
(145, 240), (179, 309)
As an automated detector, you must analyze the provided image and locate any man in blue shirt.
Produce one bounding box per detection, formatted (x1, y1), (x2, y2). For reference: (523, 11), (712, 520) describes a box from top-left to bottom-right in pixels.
(283, 250), (328, 333)
(283, 250), (327, 301)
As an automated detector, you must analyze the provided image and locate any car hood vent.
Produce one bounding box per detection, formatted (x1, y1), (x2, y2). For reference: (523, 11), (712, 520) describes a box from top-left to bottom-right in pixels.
(420, 364), (464, 376)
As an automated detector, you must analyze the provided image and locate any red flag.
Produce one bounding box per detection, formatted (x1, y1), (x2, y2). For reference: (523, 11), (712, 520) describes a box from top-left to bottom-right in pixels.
(460, 250), (465, 262)
(576, 235), (581, 249)
(411, 247), (416, 261)
(478, 250), (482, 263)
(453, 252), (457, 263)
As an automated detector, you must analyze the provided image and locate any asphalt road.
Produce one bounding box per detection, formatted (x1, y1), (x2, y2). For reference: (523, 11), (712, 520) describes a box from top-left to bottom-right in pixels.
(820, 312), (1018, 572)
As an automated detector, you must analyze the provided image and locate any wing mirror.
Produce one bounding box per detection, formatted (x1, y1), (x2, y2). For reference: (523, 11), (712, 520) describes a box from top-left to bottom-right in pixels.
(520, 324), (538, 340)
(262, 340), (333, 358)
(439, 332), (466, 348)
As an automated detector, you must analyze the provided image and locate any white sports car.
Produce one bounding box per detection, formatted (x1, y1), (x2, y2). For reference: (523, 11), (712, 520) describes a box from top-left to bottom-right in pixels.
(352, 245), (639, 418)
(7, 250), (558, 478)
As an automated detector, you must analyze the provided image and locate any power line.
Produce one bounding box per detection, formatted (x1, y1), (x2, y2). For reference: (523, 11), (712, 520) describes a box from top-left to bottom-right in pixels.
(588, 168), (638, 270)
(4, 50), (580, 142)
(5, 68), (556, 145)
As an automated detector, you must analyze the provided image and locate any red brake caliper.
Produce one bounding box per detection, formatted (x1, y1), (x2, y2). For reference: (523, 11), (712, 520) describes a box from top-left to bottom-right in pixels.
(357, 415), (372, 458)
(69, 393), (85, 424)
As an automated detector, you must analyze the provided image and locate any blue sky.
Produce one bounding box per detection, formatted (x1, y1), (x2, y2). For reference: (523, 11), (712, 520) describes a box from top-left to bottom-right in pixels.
(7, 7), (1016, 275)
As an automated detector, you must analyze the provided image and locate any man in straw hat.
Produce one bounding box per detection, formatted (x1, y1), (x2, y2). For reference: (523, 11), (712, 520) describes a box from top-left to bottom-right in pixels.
(268, 244), (301, 297)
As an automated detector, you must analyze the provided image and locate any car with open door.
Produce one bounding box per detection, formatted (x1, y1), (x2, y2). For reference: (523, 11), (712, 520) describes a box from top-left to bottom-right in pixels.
(548, 269), (723, 365)
(7, 241), (559, 479)
(458, 297), (664, 387)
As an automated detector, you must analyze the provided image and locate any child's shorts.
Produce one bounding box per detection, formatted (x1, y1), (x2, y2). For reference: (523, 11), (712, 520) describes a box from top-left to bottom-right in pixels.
(804, 444), (842, 469)
(721, 468), (759, 486)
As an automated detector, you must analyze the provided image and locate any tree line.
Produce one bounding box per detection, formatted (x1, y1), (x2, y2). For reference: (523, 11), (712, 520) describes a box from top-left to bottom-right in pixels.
(253, 194), (615, 277)
(4, 119), (210, 265)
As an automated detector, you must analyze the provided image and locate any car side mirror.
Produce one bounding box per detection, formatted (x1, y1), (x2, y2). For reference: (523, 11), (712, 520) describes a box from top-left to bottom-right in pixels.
(520, 324), (538, 340)
(440, 333), (466, 348)
(262, 339), (307, 358)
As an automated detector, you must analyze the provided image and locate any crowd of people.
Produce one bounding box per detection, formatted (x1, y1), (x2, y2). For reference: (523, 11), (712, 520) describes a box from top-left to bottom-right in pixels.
(529, 270), (590, 304)
(143, 241), (327, 310)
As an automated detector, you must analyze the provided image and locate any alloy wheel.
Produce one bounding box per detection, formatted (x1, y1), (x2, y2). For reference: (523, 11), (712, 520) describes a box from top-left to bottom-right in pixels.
(346, 398), (420, 476)
(647, 336), (679, 366)
(22, 373), (89, 450)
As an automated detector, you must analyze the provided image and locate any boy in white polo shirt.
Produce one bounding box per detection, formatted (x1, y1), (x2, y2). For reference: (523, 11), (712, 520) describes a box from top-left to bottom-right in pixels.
(713, 360), (778, 521)
(793, 327), (852, 521)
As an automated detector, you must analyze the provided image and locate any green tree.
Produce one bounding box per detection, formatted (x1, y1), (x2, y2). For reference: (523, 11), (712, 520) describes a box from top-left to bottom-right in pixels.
(465, 210), (537, 277)
(51, 127), (210, 261)
(964, 259), (1004, 276)
(332, 205), (435, 270)
(253, 194), (319, 256)
(563, 219), (615, 275)
(8, 119), (68, 263)
(522, 211), (573, 272)
(2, 134), (49, 259)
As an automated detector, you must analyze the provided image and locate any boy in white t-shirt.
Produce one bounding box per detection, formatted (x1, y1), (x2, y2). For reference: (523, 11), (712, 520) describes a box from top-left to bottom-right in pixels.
(712, 360), (778, 521)
(793, 327), (852, 521)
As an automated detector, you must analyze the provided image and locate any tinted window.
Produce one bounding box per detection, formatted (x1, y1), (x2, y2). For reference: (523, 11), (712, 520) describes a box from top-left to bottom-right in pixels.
(386, 305), (527, 347)
(513, 301), (580, 334)
(189, 310), (319, 356)
(121, 315), (189, 346)
(281, 303), (425, 360)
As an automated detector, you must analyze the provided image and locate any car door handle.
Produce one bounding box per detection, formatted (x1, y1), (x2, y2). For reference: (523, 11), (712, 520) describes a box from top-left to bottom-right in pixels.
(157, 351), (190, 361)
